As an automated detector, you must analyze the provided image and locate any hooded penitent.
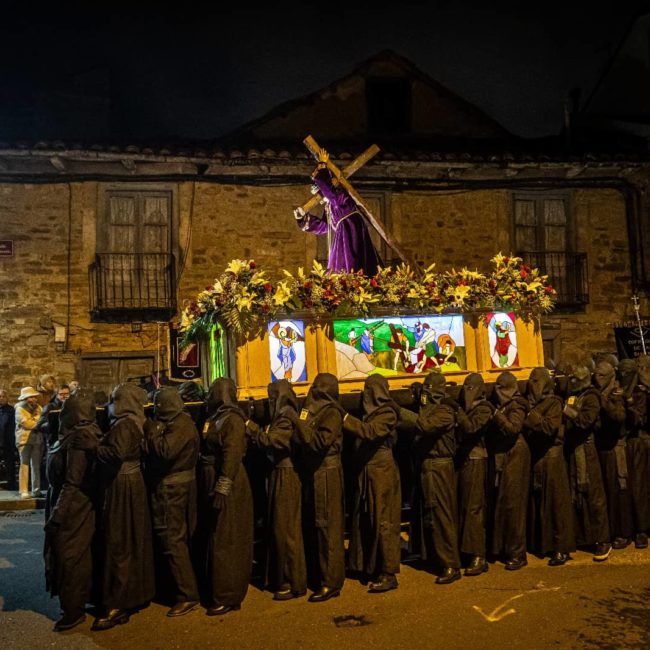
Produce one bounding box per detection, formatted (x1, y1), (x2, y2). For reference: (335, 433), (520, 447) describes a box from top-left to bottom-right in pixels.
(527, 367), (555, 406)
(420, 371), (446, 406)
(592, 361), (617, 396)
(59, 391), (98, 435)
(303, 372), (341, 417)
(206, 377), (245, 421)
(567, 366), (593, 396)
(153, 387), (186, 423)
(638, 355), (650, 390)
(109, 383), (147, 428)
(268, 379), (299, 422)
(617, 359), (638, 397)
(494, 371), (521, 406)
(362, 374), (399, 420)
(460, 373), (486, 411)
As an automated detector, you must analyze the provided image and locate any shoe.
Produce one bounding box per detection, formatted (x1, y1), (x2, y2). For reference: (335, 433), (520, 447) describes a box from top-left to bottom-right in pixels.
(634, 533), (648, 549)
(593, 542), (612, 562)
(308, 586), (341, 603)
(53, 613), (85, 631)
(548, 552), (570, 566)
(504, 555), (528, 571)
(91, 609), (130, 631)
(206, 604), (240, 616)
(464, 556), (488, 576)
(273, 589), (306, 601)
(167, 601), (200, 617)
(368, 574), (398, 593)
(20, 492), (31, 499)
(436, 568), (461, 584)
(612, 537), (630, 550)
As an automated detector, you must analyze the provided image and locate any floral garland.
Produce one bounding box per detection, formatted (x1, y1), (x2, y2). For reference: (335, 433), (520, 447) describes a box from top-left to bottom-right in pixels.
(180, 254), (556, 341)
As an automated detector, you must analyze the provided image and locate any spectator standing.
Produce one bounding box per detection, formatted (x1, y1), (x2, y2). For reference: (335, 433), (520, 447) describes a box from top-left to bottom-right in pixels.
(15, 387), (44, 497)
(37, 374), (57, 408)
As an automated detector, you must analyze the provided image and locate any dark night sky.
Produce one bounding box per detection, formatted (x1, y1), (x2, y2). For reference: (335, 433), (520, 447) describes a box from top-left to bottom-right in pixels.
(0, 2), (647, 142)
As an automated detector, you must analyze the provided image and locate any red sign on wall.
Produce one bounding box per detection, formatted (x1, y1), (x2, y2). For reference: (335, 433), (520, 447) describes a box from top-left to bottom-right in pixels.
(0, 241), (14, 257)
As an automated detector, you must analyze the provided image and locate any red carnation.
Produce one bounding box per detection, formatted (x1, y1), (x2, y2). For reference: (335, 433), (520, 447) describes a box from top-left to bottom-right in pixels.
(249, 261), (257, 269)
(370, 279), (379, 287)
(264, 283), (273, 293)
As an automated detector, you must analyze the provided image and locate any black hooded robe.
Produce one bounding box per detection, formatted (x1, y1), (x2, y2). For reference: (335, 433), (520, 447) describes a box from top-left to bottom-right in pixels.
(490, 372), (531, 561)
(403, 372), (460, 570)
(292, 373), (345, 592)
(44, 392), (101, 621)
(343, 374), (401, 579)
(198, 378), (253, 608)
(247, 380), (307, 594)
(593, 362), (633, 541)
(455, 373), (493, 559)
(96, 383), (155, 612)
(524, 368), (575, 556)
(145, 388), (200, 604)
(563, 371), (610, 547)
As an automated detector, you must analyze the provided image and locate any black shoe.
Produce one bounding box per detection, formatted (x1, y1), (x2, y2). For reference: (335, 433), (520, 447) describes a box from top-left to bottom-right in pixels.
(593, 542), (612, 561)
(273, 589), (306, 601)
(308, 586), (341, 602)
(612, 537), (630, 550)
(206, 603), (240, 616)
(167, 601), (200, 617)
(635, 533), (648, 549)
(368, 574), (398, 593)
(505, 555), (528, 571)
(91, 609), (130, 631)
(54, 613), (86, 631)
(436, 568), (461, 584)
(464, 556), (488, 576)
(548, 552), (570, 566)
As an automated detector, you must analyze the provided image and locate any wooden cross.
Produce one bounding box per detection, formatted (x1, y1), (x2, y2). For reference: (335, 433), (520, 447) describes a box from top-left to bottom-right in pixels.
(301, 135), (417, 270)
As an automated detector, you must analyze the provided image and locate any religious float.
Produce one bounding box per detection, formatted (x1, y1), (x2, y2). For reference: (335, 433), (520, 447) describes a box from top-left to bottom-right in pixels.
(180, 137), (556, 407)
(180, 254), (556, 406)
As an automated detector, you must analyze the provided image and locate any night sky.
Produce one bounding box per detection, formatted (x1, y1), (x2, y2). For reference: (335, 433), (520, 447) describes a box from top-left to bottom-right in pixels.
(0, 2), (647, 143)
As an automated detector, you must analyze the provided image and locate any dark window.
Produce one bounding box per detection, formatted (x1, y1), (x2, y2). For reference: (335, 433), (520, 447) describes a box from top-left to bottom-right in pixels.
(513, 193), (588, 308)
(366, 78), (411, 135)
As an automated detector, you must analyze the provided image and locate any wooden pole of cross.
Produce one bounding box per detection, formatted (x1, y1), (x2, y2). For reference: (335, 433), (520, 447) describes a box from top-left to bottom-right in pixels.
(301, 135), (419, 272)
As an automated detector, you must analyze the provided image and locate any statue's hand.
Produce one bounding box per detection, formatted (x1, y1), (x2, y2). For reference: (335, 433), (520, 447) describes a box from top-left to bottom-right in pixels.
(317, 148), (329, 164)
(293, 207), (305, 220)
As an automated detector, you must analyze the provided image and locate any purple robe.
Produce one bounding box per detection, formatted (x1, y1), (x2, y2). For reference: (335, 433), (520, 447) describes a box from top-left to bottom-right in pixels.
(297, 167), (382, 275)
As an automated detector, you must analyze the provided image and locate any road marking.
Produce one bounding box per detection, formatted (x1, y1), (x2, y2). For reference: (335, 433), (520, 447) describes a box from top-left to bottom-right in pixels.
(473, 582), (561, 623)
(0, 538), (27, 544)
(0, 558), (15, 568)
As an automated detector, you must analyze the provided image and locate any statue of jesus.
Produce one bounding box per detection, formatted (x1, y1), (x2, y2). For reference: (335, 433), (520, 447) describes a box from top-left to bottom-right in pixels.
(293, 148), (382, 275)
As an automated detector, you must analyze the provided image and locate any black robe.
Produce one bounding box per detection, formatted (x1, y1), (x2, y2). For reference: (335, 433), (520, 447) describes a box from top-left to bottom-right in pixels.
(455, 374), (493, 559)
(44, 393), (100, 621)
(344, 398), (401, 578)
(247, 380), (306, 594)
(490, 393), (530, 559)
(96, 384), (155, 611)
(198, 378), (253, 607)
(524, 369), (575, 556)
(403, 372), (459, 569)
(145, 388), (200, 604)
(564, 387), (610, 546)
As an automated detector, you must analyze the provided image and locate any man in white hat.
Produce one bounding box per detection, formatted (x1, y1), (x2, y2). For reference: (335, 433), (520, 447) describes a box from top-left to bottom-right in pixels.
(15, 387), (44, 498)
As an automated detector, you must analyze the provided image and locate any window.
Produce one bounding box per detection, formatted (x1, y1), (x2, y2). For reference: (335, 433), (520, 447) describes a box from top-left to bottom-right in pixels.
(513, 192), (588, 307)
(90, 187), (177, 321)
(366, 77), (411, 135)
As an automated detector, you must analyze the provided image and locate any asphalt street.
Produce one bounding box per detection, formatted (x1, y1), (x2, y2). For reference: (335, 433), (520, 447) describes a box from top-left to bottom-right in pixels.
(0, 510), (649, 650)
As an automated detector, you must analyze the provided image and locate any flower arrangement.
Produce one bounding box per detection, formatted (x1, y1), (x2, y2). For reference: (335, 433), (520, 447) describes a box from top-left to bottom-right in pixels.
(180, 254), (556, 342)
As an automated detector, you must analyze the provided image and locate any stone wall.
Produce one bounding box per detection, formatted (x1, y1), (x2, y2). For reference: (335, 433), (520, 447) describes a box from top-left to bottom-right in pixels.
(0, 179), (646, 399)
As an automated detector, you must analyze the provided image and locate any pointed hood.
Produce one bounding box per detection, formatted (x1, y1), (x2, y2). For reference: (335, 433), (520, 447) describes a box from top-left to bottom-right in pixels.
(153, 387), (186, 423)
(421, 371), (446, 406)
(592, 361), (616, 395)
(361, 374), (398, 419)
(268, 379), (299, 421)
(494, 371), (520, 406)
(59, 391), (97, 432)
(460, 373), (486, 411)
(638, 354), (650, 391)
(567, 365), (592, 396)
(109, 383), (147, 428)
(617, 358), (638, 397)
(527, 367), (554, 406)
(303, 373), (341, 416)
(206, 377), (245, 421)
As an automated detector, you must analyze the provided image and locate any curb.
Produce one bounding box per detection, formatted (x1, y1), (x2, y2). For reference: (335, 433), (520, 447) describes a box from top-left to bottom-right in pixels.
(0, 494), (46, 512)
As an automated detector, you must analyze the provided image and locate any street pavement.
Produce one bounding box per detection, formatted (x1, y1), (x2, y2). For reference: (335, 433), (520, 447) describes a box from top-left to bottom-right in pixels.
(0, 510), (649, 650)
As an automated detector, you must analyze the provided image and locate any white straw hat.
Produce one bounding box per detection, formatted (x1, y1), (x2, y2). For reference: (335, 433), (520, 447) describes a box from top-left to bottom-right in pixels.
(18, 386), (40, 400)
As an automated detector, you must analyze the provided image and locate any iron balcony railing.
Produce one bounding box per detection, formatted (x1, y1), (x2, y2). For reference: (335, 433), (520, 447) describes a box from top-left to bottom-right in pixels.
(517, 251), (589, 308)
(89, 253), (176, 320)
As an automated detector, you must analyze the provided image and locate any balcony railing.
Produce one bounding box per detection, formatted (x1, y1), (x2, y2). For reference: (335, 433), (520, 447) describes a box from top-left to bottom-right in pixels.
(517, 251), (589, 308)
(89, 253), (176, 321)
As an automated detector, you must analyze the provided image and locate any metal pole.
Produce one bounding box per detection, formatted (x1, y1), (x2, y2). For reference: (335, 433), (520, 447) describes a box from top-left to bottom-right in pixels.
(632, 295), (647, 355)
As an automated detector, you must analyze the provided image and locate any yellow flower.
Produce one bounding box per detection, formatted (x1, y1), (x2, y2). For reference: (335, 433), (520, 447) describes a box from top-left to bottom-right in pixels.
(527, 281), (542, 291)
(453, 285), (471, 301)
(179, 309), (193, 332)
(354, 288), (379, 305)
(235, 290), (254, 311)
(212, 280), (224, 293)
(272, 281), (292, 307)
(225, 259), (247, 275)
(311, 260), (325, 278)
(249, 271), (268, 286)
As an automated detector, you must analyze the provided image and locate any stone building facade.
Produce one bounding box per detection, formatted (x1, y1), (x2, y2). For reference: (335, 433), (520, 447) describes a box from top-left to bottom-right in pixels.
(0, 52), (648, 397)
